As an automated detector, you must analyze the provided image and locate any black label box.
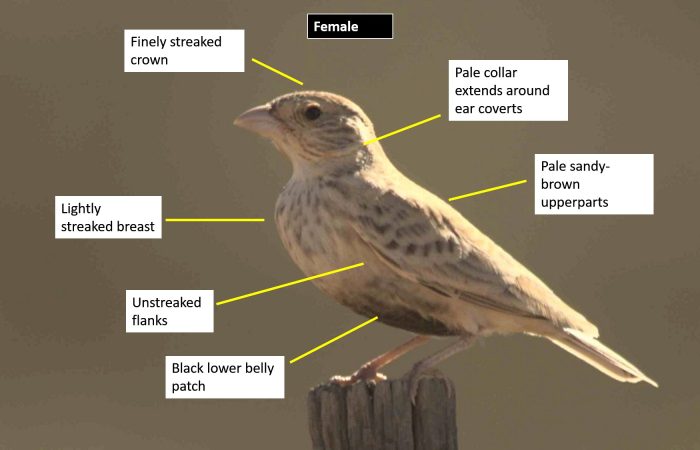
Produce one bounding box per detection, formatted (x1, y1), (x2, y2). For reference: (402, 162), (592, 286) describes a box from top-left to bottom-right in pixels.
(307, 13), (393, 39)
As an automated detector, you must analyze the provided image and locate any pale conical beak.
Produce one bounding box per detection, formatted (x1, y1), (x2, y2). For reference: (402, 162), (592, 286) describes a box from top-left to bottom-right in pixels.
(234, 104), (284, 139)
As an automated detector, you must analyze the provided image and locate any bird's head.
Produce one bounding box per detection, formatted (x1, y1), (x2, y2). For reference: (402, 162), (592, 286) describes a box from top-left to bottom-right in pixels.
(234, 91), (379, 171)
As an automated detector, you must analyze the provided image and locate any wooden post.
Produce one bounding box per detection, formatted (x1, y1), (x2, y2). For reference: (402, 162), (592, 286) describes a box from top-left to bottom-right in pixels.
(307, 376), (458, 450)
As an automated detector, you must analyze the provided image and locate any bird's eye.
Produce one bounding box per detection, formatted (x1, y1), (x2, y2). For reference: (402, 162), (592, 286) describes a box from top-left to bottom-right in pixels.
(304, 105), (322, 121)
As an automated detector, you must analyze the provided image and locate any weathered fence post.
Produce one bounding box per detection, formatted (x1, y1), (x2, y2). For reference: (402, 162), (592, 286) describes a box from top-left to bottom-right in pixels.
(307, 376), (458, 450)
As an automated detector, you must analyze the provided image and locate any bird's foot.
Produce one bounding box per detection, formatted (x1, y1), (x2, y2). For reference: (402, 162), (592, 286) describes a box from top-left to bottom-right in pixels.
(329, 363), (387, 387)
(403, 367), (453, 405)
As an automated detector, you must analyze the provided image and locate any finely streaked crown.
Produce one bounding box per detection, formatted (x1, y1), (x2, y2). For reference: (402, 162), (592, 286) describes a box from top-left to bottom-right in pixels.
(236, 91), (377, 165)
(269, 91), (376, 156)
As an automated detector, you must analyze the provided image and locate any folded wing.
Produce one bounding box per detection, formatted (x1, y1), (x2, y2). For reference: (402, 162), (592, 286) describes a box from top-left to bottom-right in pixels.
(349, 184), (598, 337)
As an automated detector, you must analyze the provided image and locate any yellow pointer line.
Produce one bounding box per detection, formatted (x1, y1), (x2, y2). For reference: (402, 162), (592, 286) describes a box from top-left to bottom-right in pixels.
(448, 179), (528, 202)
(289, 316), (379, 364)
(216, 262), (365, 306)
(251, 58), (304, 86)
(165, 218), (265, 222)
(363, 114), (441, 146)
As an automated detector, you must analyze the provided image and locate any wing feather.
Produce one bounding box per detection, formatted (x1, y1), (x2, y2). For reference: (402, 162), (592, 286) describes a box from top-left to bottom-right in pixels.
(349, 180), (598, 336)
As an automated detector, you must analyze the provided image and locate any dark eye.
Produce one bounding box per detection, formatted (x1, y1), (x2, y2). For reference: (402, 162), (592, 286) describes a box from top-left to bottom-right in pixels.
(304, 105), (321, 121)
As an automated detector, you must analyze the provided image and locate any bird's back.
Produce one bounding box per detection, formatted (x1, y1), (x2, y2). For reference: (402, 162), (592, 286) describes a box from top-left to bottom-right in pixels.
(357, 160), (599, 337)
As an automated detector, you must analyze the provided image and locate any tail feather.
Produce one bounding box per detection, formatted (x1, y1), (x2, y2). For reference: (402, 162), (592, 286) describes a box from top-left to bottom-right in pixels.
(547, 328), (658, 387)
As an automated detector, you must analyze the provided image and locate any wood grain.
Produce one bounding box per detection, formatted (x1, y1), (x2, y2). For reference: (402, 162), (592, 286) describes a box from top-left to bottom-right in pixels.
(307, 376), (457, 450)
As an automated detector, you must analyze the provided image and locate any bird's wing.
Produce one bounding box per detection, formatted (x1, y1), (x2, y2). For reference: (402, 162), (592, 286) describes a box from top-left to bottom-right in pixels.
(349, 183), (597, 336)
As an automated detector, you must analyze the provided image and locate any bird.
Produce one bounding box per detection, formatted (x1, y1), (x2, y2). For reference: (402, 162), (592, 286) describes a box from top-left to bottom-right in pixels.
(234, 90), (657, 398)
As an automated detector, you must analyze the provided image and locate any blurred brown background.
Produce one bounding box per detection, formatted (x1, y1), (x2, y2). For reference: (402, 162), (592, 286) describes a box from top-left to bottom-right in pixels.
(1, 1), (699, 448)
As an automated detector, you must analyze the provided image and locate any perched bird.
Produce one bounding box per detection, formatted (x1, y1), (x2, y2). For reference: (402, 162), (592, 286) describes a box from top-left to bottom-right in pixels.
(234, 91), (657, 397)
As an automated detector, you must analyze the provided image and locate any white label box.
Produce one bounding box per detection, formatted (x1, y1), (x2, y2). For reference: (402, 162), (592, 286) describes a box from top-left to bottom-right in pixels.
(55, 196), (162, 239)
(124, 29), (244, 72)
(535, 154), (654, 215)
(126, 290), (213, 333)
(448, 60), (568, 121)
(165, 356), (285, 399)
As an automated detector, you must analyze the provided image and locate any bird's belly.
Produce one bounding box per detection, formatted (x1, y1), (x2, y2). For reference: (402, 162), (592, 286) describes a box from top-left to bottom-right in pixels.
(276, 202), (364, 272)
(274, 186), (488, 337)
(275, 180), (368, 270)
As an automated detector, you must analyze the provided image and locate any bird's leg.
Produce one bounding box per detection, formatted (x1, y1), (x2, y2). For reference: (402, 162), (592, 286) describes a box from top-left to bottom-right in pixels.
(405, 334), (477, 403)
(330, 335), (431, 386)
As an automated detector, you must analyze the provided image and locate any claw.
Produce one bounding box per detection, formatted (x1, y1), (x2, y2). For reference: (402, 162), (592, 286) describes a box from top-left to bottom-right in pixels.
(329, 364), (387, 387)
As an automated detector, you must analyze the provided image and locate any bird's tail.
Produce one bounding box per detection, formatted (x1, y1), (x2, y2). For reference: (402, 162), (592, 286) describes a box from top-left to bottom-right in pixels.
(547, 328), (658, 387)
